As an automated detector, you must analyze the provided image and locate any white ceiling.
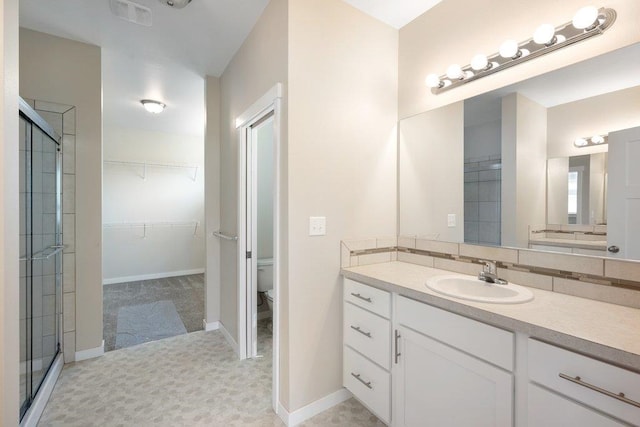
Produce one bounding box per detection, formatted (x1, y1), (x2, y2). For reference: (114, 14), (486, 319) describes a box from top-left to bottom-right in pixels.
(19, 0), (270, 136)
(19, 0), (443, 136)
(341, 0), (442, 29)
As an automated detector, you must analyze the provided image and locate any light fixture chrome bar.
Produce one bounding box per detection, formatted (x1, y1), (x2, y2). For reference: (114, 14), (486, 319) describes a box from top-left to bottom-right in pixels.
(574, 134), (608, 148)
(429, 7), (616, 94)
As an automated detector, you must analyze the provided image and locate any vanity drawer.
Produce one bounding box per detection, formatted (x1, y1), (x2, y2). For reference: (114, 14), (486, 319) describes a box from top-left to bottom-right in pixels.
(528, 339), (640, 426)
(344, 278), (390, 319)
(344, 345), (390, 424)
(344, 302), (391, 370)
(396, 296), (514, 371)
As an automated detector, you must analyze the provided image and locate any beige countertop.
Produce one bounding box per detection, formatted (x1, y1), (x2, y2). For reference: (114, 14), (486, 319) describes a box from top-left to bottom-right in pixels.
(341, 261), (640, 372)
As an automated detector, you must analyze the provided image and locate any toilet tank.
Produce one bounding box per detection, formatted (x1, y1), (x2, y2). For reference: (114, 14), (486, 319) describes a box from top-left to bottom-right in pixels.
(257, 258), (274, 292)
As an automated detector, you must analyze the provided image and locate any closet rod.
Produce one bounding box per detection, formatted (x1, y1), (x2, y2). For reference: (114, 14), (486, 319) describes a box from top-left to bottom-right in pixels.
(104, 160), (199, 181)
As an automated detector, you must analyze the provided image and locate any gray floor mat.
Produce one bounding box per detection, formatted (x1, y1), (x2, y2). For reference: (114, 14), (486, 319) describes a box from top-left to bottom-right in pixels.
(115, 300), (187, 349)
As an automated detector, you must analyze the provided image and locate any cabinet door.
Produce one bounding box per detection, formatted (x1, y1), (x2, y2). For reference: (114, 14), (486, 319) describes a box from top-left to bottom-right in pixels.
(393, 326), (513, 427)
(528, 384), (627, 427)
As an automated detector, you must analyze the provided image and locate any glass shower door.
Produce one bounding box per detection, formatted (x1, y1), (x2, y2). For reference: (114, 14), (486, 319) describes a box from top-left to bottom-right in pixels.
(19, 100), (62, 420)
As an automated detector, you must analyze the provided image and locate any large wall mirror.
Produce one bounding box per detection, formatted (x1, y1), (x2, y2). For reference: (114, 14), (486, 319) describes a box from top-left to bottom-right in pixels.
(399, 43), (640, 260)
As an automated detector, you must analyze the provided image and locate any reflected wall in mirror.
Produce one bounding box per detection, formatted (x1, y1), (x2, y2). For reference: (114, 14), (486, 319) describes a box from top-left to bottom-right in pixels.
(548, 152), (607, 226)
(399, 43), (640, 260)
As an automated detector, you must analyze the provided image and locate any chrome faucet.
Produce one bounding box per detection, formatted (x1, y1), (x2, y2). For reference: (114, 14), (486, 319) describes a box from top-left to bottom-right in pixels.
(478, 260), (508, 285)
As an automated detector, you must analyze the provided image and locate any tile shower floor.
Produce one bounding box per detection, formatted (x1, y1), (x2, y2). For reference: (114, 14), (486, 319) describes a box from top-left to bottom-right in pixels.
(103, 274), (205, 352)
(38, 318), (384, 426)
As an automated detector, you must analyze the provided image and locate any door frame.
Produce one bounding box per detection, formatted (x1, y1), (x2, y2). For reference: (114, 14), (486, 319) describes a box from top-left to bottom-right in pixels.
(236, 83), (282, 412)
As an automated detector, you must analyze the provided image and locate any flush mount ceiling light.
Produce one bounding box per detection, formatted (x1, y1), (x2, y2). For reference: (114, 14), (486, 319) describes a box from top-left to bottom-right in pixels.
(140, 99), (166, 114)
(574, 134), (608, 148)
(425, 6), (616, 94)
(159, 0), (192, 8)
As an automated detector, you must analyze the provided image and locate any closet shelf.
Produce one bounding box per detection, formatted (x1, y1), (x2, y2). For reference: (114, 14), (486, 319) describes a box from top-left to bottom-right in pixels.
(103, 221), (200, 238)
(104, 160), (199, 181)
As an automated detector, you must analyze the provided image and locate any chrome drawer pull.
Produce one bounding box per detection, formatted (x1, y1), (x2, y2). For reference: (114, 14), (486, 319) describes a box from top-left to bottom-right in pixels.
(350, 325), (372, 338)
(559, 373), (640, 408)
(350, 292), (372, 303)
(351, 372), (373, 389)
(395, 329), (401, 364)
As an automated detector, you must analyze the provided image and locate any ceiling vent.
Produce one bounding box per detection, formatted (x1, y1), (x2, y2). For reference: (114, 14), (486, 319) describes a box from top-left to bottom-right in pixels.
(160, 0), (192, 9)
(109, 0), (152, 26)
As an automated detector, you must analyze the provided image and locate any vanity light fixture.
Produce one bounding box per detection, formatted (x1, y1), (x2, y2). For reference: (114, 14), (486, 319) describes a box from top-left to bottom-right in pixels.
(425, 6), (616, 94)
(140, 99), (166, 114)
(574, 134), (608, 148)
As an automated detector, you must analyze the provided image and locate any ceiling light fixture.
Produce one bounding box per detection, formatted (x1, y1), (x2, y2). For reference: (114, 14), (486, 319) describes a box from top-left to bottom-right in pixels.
(159, 0), (192, 9)
(140, 99), (166, 114)
(574, 134), (608, 148)
(425, 6), (616, 94)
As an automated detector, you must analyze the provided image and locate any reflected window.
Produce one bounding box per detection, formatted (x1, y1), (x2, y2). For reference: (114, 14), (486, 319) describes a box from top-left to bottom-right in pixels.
(568, 171), (578, 215)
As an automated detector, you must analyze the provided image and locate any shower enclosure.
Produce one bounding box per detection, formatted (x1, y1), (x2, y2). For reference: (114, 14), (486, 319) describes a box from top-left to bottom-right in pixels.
(19, 98), (63, 421)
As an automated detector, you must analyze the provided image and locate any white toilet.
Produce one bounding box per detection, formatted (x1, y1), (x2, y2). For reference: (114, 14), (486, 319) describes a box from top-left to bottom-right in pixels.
(257, 258), (274, 312)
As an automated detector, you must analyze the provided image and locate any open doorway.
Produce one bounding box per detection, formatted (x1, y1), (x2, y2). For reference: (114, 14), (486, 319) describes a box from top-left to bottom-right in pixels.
(101, 51), (206, 352)
(237, 84), (282, 410)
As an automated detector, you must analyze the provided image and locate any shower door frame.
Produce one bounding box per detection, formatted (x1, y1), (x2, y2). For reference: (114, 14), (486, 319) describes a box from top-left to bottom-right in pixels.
(18, 97), (64, 423)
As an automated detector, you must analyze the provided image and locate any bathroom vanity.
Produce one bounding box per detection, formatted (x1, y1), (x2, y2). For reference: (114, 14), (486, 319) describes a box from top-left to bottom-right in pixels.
(341, 262), (640, 427)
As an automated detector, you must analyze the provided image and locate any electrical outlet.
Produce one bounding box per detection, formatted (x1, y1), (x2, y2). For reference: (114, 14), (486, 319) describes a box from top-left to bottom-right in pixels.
(447, 213), (456, 227)
(309, 216), (326, 236)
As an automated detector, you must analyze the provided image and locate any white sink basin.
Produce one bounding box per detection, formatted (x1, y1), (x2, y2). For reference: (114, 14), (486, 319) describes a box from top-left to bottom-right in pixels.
(426, 274), (534, 304)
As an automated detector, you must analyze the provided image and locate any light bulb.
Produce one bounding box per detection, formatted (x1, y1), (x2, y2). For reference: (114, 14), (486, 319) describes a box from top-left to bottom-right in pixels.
(446, 64), (463, 80)
(533, 23), (556, 45)
(499, 40), (520, 59)
(471, 54), (489, 71)
(591, 135), (605, 144)
(425, 73), (441, 88)
(140, 99), (166, 114)
(573, 6), (599, 30)
(574, 138), (588, 147)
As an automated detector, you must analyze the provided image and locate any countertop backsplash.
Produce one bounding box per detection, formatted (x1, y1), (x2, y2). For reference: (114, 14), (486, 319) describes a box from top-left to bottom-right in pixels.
(341, 236), (640, 309)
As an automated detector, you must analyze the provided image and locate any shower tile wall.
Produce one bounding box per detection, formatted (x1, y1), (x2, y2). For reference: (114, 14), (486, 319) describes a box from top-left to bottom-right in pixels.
(26, 98), (77, 363)
(464, 158), (501, 246)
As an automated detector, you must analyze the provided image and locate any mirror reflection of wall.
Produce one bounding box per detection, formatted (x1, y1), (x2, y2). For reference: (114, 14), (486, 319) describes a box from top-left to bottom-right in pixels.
(398, 43), (640, 259)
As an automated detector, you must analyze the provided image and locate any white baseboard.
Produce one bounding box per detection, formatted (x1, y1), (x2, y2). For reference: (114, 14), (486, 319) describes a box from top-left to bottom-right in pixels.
(278, 388), (352, 426)
(218, 322), (238, 356)
(103, 268), (205, 285)
(75, 340), (104, 362)
(20, 353), (63, 427)
(203, 319), (220, 332)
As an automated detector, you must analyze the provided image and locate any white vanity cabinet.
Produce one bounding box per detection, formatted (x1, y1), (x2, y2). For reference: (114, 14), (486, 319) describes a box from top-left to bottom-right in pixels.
(527, 339), (640, 427)
(393, 296), (514, 427)
(343, 278), (392, 424)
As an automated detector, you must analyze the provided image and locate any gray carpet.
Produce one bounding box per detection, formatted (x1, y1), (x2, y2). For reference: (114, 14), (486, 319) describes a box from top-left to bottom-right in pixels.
(115, 300), (187, 349)
(103, 274), (204, 352)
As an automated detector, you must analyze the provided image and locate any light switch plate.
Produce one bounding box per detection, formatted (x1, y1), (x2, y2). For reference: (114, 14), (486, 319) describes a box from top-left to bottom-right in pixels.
(447, 214), (456, 227)
(309, 216), (326, 236)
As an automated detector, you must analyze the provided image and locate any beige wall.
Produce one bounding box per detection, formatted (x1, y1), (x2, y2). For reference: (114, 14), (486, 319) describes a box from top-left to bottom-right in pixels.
(501, 93), (547, 247)
(1, 0), (20, 423)
(218, 0), (289, 402)
(20, 29), (102, 353)
(205, 75), (222, 325)
(399, 102), (464, 240)
(287, 0), (398, 411)
(399, 0), (640, 119)
(547, 86), (640, 158)
(547, 157), (570, 224)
